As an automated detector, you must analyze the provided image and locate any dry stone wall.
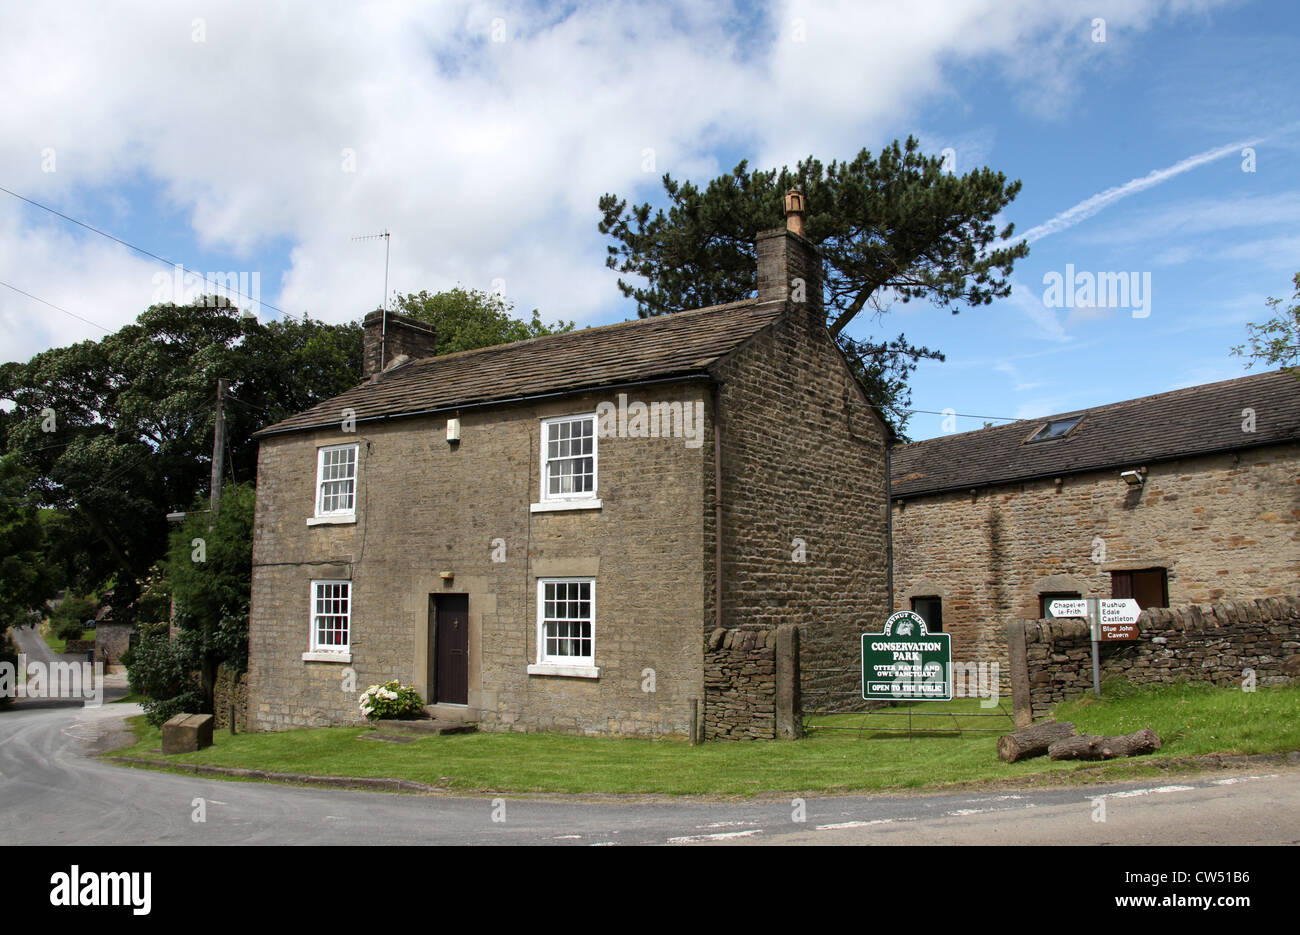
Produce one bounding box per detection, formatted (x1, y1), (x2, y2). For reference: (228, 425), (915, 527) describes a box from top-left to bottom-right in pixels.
(704, 626), (777, 740)
(214, 664), (249, 731)
(1008, 596), (1300, 721)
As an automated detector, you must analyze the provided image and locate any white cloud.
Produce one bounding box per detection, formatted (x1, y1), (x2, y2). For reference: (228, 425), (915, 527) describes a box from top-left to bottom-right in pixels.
(0, 0), (1232, 363)
(1000, 274), (1073, 342)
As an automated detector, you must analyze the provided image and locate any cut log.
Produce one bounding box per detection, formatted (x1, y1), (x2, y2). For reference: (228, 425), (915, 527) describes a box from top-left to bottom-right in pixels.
(997, 720), (1077, 762)
(1047, 728), (1162, 761)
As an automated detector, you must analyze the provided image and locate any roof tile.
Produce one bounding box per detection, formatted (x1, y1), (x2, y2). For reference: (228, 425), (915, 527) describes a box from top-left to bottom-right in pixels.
(890, 370), (1300, 497)
(257, 299), (781, 436)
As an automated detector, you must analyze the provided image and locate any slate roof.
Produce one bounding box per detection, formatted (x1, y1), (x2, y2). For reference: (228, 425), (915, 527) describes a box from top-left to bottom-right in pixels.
(891, 369), (1300, 498)
(256, 299), (783, 437)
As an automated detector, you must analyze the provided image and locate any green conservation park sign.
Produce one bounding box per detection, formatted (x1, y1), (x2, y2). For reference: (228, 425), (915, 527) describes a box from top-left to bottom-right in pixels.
(861, 611), (953, 701)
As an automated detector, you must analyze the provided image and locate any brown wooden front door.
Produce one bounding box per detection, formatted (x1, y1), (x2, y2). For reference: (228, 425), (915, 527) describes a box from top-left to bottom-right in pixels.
(432, 594), (469, 705)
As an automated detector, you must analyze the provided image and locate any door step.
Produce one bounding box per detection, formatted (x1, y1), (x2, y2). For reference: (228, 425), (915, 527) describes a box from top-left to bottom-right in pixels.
(423, 704), (476, 723)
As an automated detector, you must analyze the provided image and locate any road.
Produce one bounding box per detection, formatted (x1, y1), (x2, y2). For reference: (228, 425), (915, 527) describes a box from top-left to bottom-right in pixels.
(1, 700), (1297, 846)
(11, 623), (65, 667)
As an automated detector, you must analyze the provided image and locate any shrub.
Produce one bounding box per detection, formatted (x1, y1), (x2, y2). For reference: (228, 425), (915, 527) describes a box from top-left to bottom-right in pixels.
(359, 681), (425, 720)
(55, 618), (87, 641)
(126, 622), (203, 726)
(51, 595), (97, 632)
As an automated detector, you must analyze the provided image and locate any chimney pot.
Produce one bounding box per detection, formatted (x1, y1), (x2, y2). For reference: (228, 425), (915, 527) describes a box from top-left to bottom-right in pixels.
(783, 188), (806, 237)
(756, 192), (822, 329)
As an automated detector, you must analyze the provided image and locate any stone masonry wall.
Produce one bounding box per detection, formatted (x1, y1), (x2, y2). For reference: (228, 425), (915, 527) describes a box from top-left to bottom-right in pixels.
(712, 261), (891, 714)
(213, 664), (249, 731)
(1009, 596), (1300, 721)
(894, 444), (1300, 680)
(704, 626), (777, 740)
(95, 623), (133, 670)
(247, 383), (708, 736)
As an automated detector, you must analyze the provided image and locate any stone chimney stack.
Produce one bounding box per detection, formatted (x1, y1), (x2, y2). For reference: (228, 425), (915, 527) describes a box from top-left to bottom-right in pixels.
(362, 309), (437, 379)
(755, 189), (823, 328)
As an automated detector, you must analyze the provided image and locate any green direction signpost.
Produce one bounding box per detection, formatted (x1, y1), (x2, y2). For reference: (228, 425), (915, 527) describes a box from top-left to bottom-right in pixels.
(861, 611), (953, 701)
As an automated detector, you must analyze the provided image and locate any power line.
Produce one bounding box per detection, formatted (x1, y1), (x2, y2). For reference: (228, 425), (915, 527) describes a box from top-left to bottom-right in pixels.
(0, 279), (112, 332)
(904, 407), (1020, 422)
(0, 184), (286, 316)
(222, 395), (277, 417)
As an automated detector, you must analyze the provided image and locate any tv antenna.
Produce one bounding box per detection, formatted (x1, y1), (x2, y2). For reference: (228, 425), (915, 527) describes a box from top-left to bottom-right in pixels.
(352, 229), (392, 369)
(351, 230), (391, 311)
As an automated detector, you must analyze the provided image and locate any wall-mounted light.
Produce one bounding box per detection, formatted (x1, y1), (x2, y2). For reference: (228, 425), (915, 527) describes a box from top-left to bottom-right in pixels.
(446, 417), (461, 443)
(440, 571), (454, 582)
(1120, 469), (1145, 487)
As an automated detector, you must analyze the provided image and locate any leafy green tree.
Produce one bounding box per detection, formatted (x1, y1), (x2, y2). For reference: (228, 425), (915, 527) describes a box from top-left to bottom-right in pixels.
(1233, 272), (1300, 377)
(0, 454), (57, 638)
(393, 287), (573, 355)
(161, 482), (256, 710)
(598, 137), (1029, 432)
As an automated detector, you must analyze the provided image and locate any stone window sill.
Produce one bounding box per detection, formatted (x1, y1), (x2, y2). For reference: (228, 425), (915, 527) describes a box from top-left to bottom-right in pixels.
(307, 514), (357, 526)
(302, 651), (352, 663)
(526, 663), (600, 679)
(529, 499), (602, 514)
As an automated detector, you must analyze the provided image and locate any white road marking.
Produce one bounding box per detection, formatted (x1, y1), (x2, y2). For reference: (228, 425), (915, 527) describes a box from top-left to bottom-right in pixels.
(667, 829), (764, 844)
(1093, 784), (1196, 800)
(815, 819), (895, 831)
(700, 820), (759, 829)
(1210, 774), (1277, 785)
(555, 834), (582, 839)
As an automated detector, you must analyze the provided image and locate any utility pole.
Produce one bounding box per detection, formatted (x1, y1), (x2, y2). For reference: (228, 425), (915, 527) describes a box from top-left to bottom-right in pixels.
(198, 377), (228, 715)
(209, 378), (227, 527)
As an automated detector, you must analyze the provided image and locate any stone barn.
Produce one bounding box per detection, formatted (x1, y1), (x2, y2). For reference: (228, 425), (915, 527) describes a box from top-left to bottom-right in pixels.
(890, 370), (1300, 672)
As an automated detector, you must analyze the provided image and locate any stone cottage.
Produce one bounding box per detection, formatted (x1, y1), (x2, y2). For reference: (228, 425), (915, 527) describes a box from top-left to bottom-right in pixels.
(890, 369), (1300, 671)
(245, 196), (893, 738)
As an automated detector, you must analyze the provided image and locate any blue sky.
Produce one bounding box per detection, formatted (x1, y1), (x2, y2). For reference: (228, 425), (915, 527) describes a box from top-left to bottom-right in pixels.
(1, 0), (1296, 440)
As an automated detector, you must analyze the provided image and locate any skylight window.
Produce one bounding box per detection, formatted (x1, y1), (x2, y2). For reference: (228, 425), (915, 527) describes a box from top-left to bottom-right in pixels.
(1027, 416), (1081, 442)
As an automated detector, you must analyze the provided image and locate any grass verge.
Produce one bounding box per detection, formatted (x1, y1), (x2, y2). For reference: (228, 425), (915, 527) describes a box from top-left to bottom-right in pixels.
(109, 680), (1300, 797)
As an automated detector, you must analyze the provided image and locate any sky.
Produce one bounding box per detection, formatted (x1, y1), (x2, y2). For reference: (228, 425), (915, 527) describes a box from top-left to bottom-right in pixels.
(1, 0), (1297, 440)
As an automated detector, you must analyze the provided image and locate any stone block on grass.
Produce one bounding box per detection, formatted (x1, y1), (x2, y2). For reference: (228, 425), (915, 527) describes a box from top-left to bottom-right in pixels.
(162, 713), (214, 754)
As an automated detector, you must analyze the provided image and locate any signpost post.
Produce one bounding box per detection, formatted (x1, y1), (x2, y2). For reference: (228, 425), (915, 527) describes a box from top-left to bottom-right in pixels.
(1087, 597), (1101, 697)
(1048, 597), (1141, 697)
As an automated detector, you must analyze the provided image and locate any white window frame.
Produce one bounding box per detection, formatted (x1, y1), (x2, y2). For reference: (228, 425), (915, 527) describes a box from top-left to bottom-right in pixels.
(304, 579), (352, 662)
(527, 577), (599, 678)
(311, 443), (358, 522)
(535, 414), (600, 510)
